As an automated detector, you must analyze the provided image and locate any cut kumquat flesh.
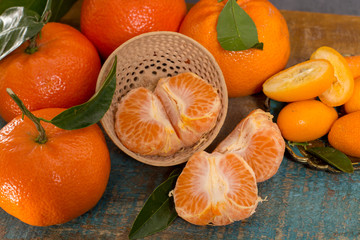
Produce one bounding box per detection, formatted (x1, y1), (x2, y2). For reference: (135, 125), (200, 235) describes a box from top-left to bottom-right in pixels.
(262, 59), (334, 102)
(173, 151), (260, 226)
(310, 46), (354, 107)
(214, 109), (285, 182)
(115, 87), (183, 156)
(155, 72), (221, 147)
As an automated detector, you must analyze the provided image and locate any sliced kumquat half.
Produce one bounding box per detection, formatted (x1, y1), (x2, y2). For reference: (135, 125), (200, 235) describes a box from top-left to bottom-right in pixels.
(173, 151), (261, 226)
(310, 46), (354, 107)
(345, 55), (360, 79)
(262, 59), (334, 102)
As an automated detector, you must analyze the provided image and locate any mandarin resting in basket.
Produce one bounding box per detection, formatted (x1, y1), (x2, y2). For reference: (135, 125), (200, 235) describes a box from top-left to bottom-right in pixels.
(179, 0), (290, 97)
(173, 151), (260, 226)
(115, 87), (183, 156)
(277, 100), (338, 142)
(214, 109), (285, 182)
(0, 108), (110, 226)
(0, 22), (101, 122)
(80, 0), (187, 59)
(115, 72), (221, 156)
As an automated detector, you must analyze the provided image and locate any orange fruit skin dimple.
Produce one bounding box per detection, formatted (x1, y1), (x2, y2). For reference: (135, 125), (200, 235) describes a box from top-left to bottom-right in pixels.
(173, 151), (259, 226)
(328, 111), (360, 158)
(0, 108), (110, 226)
(115, 87), (183, 156)
(214, 109), (285, 182)
(179, 0), (290, 97)
(277, 100), (338, 142)
(0, 22), (101, 122)
(80, 0), (187, 59)
(155, 72), (221, 147)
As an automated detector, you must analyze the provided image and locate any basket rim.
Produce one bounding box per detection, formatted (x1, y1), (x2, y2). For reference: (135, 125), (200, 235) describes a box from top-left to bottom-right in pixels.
(96, 31), (228, 167)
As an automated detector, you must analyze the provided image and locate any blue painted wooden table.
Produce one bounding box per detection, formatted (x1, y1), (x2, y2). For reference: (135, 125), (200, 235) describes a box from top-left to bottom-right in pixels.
(1, 5), (360, 240)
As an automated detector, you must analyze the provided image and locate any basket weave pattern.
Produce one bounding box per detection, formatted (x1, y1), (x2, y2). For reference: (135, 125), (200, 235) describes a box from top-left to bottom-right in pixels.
(96, 32), (228, 166)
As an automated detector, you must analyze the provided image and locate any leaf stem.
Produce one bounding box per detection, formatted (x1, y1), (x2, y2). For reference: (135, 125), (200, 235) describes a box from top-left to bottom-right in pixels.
(6, 88), (47, 144)
(24, 0), (52, 55)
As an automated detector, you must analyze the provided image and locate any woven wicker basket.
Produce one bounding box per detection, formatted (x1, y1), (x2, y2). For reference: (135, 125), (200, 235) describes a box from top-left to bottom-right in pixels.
(96, 31), (228, 166)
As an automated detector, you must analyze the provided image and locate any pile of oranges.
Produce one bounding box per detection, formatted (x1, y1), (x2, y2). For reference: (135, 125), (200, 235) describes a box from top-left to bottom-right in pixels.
(263, 46), (360, 158)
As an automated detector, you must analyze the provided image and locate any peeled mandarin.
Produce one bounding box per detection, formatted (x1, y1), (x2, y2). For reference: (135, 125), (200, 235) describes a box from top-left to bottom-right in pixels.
(115, 87), (183, 156)
(310, 46), (354, 107)
(277, 100), (338, 142)
(214, 109), (285, 182)
(155, 72), (221, 147)
(262, 59), (334, 102)
(173, 151), (260, 226)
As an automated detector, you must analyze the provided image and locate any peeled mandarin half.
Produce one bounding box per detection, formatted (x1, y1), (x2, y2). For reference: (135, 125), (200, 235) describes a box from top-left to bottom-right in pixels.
(155, 72), (221, 147)
(173, 151), (260, 226)
(115, 87), (183, 156)
(310, 46), (354, 107)
(214, 109), (285, 182)
(262, 59), (334, 102)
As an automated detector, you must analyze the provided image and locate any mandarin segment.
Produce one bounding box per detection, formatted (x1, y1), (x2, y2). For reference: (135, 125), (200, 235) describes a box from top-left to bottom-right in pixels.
(155, 72), (221, 147)
(262, 59), (334, 102)
(310, 46), (354, 107)
(277, 100), (338, 142)
(173, 151), (259, 226)
(214, 109), (285, 182)
(115, 87), (183, 156)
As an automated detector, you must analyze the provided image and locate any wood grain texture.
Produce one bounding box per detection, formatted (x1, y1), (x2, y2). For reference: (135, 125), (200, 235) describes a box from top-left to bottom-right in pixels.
(1, 3), (360, 240)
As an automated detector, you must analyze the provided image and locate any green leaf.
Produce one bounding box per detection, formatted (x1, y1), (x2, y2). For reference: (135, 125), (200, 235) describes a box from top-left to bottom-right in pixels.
(306, 147), (354, 173)
(129, 169), (182, 239)
(0, 7), (43, 60)
(217, 0), (263, 51)
(0, 0), (77, 22)
(49, 57), (117, 130)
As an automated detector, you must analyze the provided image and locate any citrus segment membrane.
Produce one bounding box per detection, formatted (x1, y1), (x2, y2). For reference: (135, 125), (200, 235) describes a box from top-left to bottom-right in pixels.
(173, 151), (260, 226)
(214, 109), (285, 182)
(155, 72), (221, 147)
(310, 46), (354, 107)
(115, 87), (183, 156)
(262, 59), (334, 102)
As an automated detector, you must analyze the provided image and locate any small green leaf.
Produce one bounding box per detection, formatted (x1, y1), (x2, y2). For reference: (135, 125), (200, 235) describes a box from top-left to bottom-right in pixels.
(129, 169), (182, 239)
(0, 0), (77, 22)
(306, 147), (354, 173)
(0, 7), (43, 60)
(50, 57), (117, 130)
(217, 0), (263, 51)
